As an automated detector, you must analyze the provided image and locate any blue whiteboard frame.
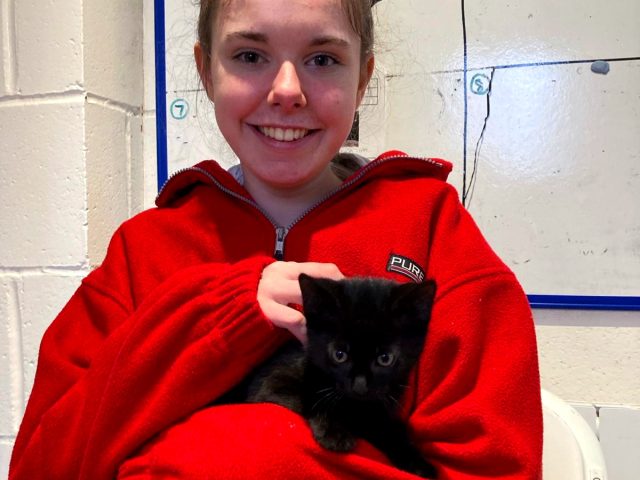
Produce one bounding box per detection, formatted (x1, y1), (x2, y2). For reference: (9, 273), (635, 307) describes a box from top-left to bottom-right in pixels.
(153, 0), (640, 311)
(155, 0), (169, 191)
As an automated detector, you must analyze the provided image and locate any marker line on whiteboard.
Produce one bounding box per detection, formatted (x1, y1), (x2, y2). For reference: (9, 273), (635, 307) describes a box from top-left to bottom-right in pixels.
(463, 67), (495, 208)
(433, 56), (640, 75)
(461, 0), (469, 207)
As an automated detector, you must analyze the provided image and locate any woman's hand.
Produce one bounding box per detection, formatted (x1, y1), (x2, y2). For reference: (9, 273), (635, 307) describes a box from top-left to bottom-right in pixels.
(257, 261), (344, 344)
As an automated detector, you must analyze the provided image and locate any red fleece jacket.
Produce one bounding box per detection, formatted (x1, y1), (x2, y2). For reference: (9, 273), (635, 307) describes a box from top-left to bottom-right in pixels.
(10, 151), (542, 480)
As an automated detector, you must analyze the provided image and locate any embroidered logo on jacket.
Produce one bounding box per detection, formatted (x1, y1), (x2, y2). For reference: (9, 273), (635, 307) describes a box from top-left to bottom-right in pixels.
(386, 254), (425, 283)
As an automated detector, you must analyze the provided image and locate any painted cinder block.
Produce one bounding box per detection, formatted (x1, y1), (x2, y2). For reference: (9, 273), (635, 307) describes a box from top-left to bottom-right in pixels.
(143, 0), (157, 111)
(0, 278), (17, 436)
(142, 113), (158, 209)
(15, 0), (82, 94)
(599, 406), (640, 480)
(0, 101), (86, 267)
(86, 102), (130, 266)
(0, 438), (14, 480)
(0, 5), (7, 97)
(535, 310), (640, 406)
(20, 274), (84, 401)
(130, 114), (145, 216)
(84, 0), (143, 107)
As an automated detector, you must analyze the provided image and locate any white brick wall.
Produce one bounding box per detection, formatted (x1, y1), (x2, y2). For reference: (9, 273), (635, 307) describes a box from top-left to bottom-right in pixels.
(0, 3), (9, 97)
(0, 100), (87, 267)
(20, 275), (85, 397)
(86, 101), (133, 266)
(84, 0), (144, 106)
(0, 0), (144, 476)
(15, 0), (83, 94)
(535, 310), (640, 407)
(0, 278), (18, 436)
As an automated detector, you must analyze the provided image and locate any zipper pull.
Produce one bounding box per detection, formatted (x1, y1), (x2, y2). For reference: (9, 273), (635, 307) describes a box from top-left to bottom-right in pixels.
(274, 226), (288, 260)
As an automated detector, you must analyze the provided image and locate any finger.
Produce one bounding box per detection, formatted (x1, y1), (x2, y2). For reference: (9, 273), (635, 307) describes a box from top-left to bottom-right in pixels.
(262, 261), (344, 282)
(259, 278), (302, 305)
(263, 300), (305, 329)
(263, 301), (307, 344)
(289, 262), (345, 280)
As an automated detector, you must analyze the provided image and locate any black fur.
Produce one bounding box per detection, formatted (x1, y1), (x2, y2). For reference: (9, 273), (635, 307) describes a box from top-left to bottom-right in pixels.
(233, 275), (437, 478)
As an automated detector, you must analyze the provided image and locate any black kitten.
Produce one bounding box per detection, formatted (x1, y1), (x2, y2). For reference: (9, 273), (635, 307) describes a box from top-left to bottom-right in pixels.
(240, 275), (437, 478)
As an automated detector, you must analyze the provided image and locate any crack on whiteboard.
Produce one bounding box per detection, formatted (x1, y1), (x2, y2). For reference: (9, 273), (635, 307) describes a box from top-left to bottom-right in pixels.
(463, 67), (495, 208)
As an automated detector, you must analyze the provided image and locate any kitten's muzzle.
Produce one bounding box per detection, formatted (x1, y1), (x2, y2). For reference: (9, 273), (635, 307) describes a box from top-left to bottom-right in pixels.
(352, 375), (368, 396)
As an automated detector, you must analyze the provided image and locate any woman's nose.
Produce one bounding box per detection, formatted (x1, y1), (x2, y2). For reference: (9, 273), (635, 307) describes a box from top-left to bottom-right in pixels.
(268, 61), (307, 111)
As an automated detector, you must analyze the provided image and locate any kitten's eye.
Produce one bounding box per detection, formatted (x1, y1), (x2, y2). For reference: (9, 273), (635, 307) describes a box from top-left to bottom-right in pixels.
(331, 349), (348, 364)
(377, 353), (395, 367)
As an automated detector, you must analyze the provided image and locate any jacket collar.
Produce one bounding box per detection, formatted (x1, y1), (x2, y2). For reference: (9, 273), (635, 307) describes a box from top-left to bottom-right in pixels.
(156, 150), (452, 208)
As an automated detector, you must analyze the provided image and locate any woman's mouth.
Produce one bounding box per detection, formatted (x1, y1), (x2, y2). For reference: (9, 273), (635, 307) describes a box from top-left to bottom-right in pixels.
(257, 126), (310, 142)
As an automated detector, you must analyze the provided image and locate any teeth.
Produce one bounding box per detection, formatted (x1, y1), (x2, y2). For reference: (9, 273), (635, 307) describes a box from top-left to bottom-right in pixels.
(259, 126), (308, 142)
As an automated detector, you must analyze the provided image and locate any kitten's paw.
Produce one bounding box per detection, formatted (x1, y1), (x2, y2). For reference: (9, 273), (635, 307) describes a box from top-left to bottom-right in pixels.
(401, 458), (437, 479)
(309, 418), (356, 452)
(388, 446), (437, 479)
(316, 429), (356, 452)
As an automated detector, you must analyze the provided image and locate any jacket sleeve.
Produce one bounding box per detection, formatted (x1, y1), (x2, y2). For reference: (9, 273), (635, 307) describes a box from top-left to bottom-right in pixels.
(408, 186), (543, 480)
(9, 227), (289, 480)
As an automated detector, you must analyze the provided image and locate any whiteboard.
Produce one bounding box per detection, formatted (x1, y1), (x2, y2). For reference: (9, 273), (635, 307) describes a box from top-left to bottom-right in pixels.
(154, 0), (640, 308)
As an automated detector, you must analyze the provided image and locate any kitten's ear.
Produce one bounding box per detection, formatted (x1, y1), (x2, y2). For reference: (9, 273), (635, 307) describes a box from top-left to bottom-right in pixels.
(391, 279), (437, 324)
(392, 279), (436, 305)
(298, 274), (343, 324)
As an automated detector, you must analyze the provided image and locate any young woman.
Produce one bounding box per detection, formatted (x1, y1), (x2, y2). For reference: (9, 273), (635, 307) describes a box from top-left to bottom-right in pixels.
(9, 1), (542, 478)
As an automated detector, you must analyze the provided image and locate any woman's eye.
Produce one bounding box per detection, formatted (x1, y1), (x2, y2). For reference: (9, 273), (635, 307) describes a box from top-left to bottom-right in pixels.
(331, 349), (348, 364)
(377, 353), (395, 367)
(235, 51), (263, 64)
(308, 54), (337, 67)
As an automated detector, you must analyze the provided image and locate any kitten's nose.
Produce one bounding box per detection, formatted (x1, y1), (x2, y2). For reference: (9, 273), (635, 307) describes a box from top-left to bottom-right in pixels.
(352, 375), (368, 395)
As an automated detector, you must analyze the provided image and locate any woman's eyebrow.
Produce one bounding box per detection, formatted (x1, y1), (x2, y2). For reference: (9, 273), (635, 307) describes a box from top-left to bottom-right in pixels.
(309, 35), (351, 48)
(224, 30), (268, 43)
(224, 31), (350, 49)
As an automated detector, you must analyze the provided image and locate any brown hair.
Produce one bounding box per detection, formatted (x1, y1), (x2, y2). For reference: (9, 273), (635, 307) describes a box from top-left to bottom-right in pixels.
(197, 0), (375, 72)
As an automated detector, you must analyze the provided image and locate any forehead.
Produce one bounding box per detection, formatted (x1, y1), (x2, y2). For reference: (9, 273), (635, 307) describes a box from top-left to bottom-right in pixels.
(215, 0), (356, 42)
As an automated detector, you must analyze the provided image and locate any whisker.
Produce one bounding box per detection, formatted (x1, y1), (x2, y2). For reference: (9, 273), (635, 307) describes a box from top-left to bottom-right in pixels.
(386, 394), (401, 409)
(315, 387), (334, 395)
(327, 391), (343, 413)
(311, 395), (328, 413)
(312, 389), (338, 413)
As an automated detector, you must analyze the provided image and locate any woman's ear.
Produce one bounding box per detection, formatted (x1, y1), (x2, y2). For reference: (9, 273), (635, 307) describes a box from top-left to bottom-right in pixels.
(356, 55), (375, 107)
(194, 41), (215, 101)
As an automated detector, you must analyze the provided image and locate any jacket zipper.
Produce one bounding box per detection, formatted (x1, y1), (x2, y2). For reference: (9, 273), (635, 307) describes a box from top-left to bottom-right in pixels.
(274, 226), (287, 260)
(159, 166), (290, 258)
(157, 155), (444, 259)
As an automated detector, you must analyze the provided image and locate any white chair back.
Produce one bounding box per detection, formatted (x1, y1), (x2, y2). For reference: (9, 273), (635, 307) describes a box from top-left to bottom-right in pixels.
(542, 389), (607, 480)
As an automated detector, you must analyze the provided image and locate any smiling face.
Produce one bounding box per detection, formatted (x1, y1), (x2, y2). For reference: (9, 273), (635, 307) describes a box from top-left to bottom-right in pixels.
(197, 0), (373, 196)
